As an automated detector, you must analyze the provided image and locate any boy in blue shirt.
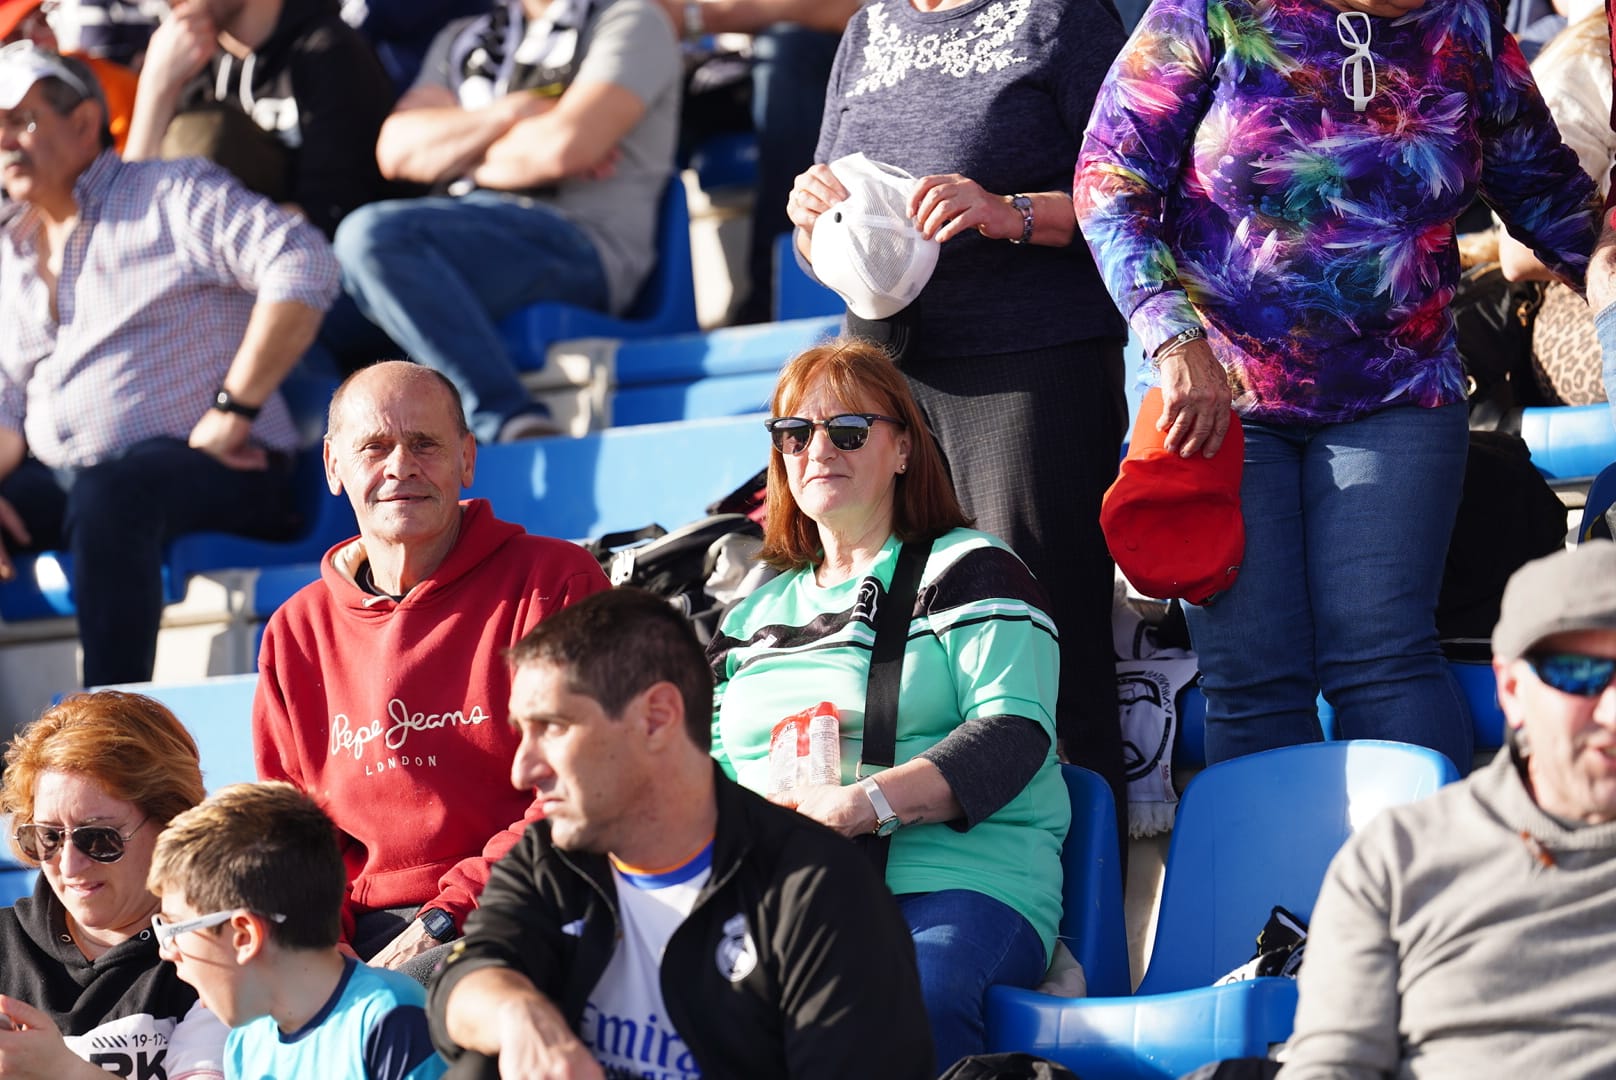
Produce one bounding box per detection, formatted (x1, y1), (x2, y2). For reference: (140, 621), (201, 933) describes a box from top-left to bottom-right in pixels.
(147, 781), (446, 1080)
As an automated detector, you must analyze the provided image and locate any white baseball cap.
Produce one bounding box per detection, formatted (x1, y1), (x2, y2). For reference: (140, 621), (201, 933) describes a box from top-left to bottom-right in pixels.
(0, 41), (95, 110)
(810, 153), (940, 321)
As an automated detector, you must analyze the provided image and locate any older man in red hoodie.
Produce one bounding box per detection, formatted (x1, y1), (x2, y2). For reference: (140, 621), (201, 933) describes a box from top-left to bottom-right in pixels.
(253, 360), (608, 980)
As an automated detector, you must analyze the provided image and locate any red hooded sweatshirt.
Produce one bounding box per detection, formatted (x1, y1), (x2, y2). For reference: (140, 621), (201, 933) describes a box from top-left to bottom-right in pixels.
(253, 499), (608, 934)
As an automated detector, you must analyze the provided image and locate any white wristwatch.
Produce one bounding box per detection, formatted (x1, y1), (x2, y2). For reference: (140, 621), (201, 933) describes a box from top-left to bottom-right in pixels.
(858, 776), (902, 837)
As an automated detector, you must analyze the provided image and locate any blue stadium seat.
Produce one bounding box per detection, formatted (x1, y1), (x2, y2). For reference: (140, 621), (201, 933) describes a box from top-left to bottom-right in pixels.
(465, 414), (768, 541)
(498, 180), (700, 373)
(1449, 660), (1505, 750)
(1173, 682), (1208, 770)
(1519, 404), (1616, 481)
(608, 316), (839, 425)
(1054, 765), (1132, 999)
(1579, 460), (1616, 542)
(1315, 659), (1504, 754)
(685, 130), (759, 192)
(611, 375), (781, 427)
(772, 231), (844, 322)
(104, 674), (260, 793)
(166, 449), (356, 589)
(0, 844), (37, 906)
(243, 417), (772, 630)
(985, 740), (1459, 1079)
(251, 562), (325, 621)
(0, 447), (357, 623)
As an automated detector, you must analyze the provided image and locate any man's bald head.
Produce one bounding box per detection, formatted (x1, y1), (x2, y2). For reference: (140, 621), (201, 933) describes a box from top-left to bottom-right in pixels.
(326, 362), (468, 440)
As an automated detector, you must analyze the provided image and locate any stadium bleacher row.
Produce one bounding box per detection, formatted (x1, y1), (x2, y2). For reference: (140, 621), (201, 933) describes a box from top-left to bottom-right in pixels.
(4, 153), (1616, 1075)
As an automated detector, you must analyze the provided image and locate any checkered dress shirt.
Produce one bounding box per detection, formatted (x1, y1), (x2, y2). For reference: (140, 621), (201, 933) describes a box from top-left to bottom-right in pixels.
(0, 151), (340, 469)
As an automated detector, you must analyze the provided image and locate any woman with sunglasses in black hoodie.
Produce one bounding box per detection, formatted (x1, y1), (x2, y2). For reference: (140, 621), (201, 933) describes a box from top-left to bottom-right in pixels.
(0, 691), (226, 1080)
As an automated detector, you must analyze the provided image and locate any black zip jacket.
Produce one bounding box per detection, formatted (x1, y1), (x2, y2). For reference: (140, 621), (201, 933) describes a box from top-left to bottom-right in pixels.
(177, 0), (396, 237)
(428, 767), (935, 1079)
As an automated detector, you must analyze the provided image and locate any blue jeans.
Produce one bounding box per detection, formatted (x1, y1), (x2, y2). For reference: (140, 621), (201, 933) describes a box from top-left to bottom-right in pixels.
(0, 439), (297, 687)
(1182, 402), (1473, 772)
(1596, 301), (1616, 425)
(897, 889), (1046, 1072)
(332, 192), (611, 442)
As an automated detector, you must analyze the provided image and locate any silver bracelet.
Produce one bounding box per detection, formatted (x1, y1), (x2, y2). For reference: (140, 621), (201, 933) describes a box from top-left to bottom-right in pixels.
(1151, 326), (1207, 368)
(1008, 194), (1034, 245)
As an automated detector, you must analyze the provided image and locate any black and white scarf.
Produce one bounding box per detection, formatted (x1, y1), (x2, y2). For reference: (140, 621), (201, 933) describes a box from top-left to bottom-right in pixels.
(450, 0), (595, 108)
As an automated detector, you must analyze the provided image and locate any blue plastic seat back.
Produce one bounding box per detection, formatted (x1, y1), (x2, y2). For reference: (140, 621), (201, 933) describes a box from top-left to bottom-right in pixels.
(465, 414), (768, 540)
(167, 446), (357, 586)
(608, 316), (840, 425)
(104, 674), (260, 793)
(0, 866), (36, 905)
(1579, 460), (1616, 542)
(1316, 660), (1503, 753)
(772, 231), (845, 322)
(0, 447), (356, 621)
(1059, 765), (1132, 997)
(685, 130), (758, 191)
(1519, 404), (1616, 481)
(1448, 660), (1505, 751)
(498, 179), (700, 372)
(1139, 740), (1458, 995)
(1173, 683), (1208, 770)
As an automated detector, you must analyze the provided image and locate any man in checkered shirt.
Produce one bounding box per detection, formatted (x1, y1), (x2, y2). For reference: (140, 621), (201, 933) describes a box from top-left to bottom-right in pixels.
(0, 43), (339, 688)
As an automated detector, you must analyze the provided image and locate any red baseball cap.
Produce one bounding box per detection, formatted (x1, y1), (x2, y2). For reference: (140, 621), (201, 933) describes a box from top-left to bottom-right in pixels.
(1100, 387), (1245, 605)
(0, 0), (44, 43)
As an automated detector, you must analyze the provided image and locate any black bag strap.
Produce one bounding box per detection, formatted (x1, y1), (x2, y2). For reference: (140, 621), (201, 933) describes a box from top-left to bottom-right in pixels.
(583, 523), (666, 559)
(856, 535), (934, 876)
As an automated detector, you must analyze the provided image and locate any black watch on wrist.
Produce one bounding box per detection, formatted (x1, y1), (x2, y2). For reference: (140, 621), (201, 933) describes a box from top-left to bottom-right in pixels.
(212, 387), (262, 420)
(419, 908), (456, 942)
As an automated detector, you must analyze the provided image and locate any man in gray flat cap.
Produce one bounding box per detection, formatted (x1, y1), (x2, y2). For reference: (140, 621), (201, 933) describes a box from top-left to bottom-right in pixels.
(1279, 541), (1616, 1079)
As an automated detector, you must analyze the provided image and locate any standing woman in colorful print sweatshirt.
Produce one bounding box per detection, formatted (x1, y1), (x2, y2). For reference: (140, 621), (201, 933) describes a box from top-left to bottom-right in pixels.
(1075, 0), (1600, 770)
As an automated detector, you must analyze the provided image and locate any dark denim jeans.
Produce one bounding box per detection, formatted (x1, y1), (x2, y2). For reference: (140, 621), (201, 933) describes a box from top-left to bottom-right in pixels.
(332, 192), (610, 442)
(897, 889), (1047, 1072)
(1, 438), (297, 687)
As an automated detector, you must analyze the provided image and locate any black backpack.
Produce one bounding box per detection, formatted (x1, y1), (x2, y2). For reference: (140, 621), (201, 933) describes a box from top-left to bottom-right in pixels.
(1437, 430), (1567, 641)
(583, 470), (771, 642)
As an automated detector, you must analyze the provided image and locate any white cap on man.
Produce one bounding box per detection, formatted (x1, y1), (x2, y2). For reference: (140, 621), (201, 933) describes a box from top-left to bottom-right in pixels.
(0, 40), (95, 110)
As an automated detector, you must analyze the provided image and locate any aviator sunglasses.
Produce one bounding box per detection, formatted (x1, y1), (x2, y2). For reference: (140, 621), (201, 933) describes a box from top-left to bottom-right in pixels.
(13, 818), (148, 863)
(765, 413), (907, 455)
(1525, 651), (1616, 698)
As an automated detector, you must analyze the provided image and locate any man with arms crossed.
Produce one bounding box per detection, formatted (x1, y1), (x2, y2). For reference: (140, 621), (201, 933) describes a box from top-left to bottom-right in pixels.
(428, 588), (934, 1079)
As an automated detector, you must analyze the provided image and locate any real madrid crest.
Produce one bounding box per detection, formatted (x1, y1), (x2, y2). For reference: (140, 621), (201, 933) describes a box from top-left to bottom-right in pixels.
(715, 913), (757, 983)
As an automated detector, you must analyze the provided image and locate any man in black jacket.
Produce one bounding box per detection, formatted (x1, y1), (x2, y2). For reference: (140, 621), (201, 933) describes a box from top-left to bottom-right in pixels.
(427, 587), (935, 1079)
(123, 0), (394, 238)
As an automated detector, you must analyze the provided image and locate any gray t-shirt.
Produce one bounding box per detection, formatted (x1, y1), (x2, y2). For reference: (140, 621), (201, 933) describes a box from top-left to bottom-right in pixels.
(418, 0), (680, 312)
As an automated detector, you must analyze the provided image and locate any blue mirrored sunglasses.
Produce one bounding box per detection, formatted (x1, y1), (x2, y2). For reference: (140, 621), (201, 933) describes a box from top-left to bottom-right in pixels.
(1525, 651), (1616, 697)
